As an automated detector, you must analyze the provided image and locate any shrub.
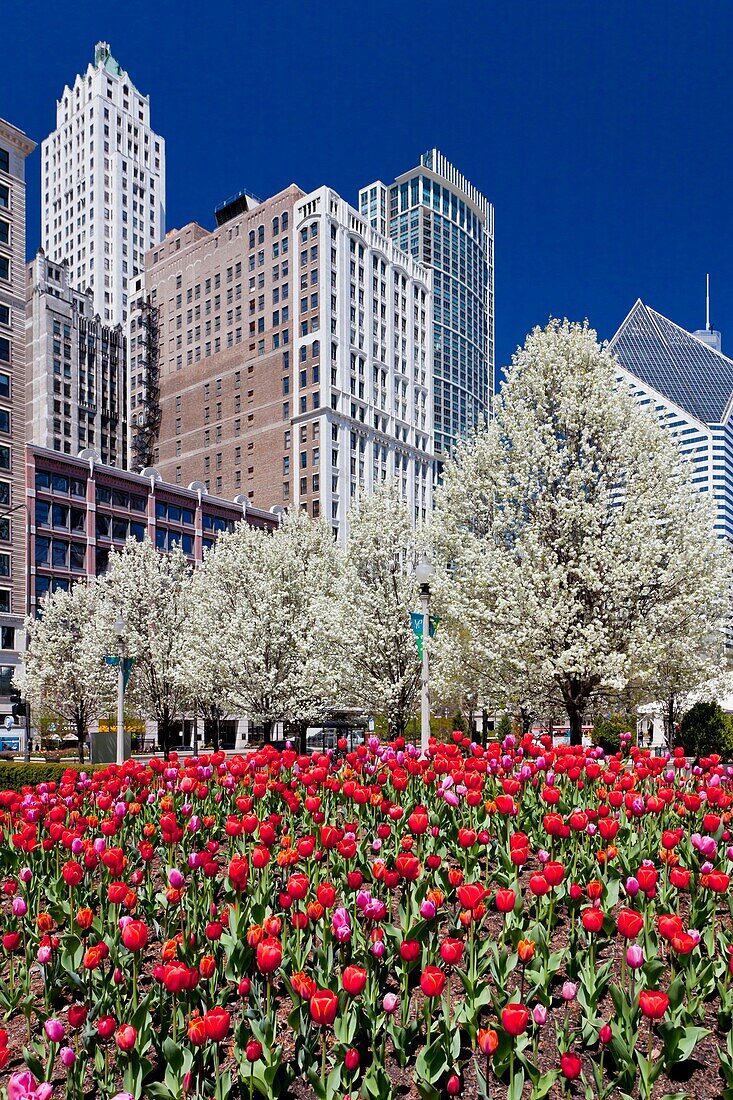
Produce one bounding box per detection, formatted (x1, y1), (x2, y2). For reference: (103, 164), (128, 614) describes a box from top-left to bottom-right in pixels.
(495, 713), (514, 742)
(677, 701), (733, 760)
(0, 762), (103, 791)
(592, 714), (635, 755)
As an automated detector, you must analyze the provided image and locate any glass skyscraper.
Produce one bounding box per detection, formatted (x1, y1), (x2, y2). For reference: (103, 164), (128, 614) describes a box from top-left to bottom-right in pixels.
(610, 298), (733, 541)
(359, 150), (494, 459)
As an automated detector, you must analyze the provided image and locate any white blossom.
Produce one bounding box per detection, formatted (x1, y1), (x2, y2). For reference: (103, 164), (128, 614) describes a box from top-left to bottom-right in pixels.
(20, 580), (116, 759)
(434, 319), (730, 743)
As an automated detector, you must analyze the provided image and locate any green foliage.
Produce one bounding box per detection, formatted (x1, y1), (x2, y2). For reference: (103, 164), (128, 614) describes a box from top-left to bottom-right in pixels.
(677, 701), (733, 759)
(495, 712), (514, 741)
(592, 713), (635, 754)
(0, 762), (103, 791)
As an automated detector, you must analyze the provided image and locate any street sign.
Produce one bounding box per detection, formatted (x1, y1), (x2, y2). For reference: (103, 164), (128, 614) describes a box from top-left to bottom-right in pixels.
(3, 716), (13, 731)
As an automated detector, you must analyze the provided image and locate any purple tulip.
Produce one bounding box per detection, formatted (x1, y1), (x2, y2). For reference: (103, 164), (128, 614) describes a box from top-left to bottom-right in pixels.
(382, 993), (399, 1014)
(533, 1004), (548, 1025)
(60, 1047), (76, 1068)
(12, 896), (27, 917)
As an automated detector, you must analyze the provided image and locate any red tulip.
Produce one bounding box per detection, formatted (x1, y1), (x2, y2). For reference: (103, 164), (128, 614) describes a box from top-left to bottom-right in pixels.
(457, 828), (477, 847)
(344, 1048), (360, 1071)
(638, 990), (669, 1020)
(246, 1039), (263, 1062)
(204, 1007), (230, 1042)
(657, 914), (683, 941)
(120, 920), (148, 952)
(543, 861), (565, 886)
(440, 938), (465, 966)
(62, 861), (84, 886)
(399, 940), (421, 963)
(395, 854), (422, 881)
(560, 1052), (582, 1080)
(310, 989), (339, 1026)
(115, 1024), (137, 1051)
(256, 937), (283, 974)
(529, 874), (550, 897)
(408, 809), (429, 834)
(581, 907), (604, 933)
(616, 908), (644, 938)
(495, 888), (516, 913)
(342, 965), (367, 996)
(67, 1004), (88, 1030)
(287, 873), (309, 900)
(97, 1015), (116, 1039)
(501, 1002), (530, 1036)
(456, 883), (486, 911)
(420, 966), (446, 998)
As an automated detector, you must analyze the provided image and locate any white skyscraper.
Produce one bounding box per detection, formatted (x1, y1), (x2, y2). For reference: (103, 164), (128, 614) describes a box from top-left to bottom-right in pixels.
(41, 42), (165, 327)
(293, 187), (434, 543)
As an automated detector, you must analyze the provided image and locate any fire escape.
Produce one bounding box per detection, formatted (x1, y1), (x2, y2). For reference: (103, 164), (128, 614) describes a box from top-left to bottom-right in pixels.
(131, 296), (161, 470)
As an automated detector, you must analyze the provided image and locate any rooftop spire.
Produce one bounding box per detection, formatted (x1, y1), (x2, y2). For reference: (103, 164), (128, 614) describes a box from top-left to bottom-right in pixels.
(706, 272), (711, 332)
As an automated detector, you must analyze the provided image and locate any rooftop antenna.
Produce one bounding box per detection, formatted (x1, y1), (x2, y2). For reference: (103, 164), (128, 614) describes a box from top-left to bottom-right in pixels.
(706, 273), (711, 332)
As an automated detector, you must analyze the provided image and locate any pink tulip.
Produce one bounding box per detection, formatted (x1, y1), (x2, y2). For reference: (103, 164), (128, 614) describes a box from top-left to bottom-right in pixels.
(44, 1018), (65, 1043)
(382, 993), (399, 1014)
(332, 907), (352, 943)
(8, 1070), (54, 1100)
(59, 1047), (76, 1068)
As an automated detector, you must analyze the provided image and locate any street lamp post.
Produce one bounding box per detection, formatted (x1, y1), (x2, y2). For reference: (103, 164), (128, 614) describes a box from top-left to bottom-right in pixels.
(113, 618), (126, 765)
(415, 554), (435, 756)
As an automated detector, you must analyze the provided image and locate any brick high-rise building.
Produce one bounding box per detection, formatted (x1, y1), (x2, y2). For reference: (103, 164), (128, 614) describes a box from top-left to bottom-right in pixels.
(0, 118), (36, 718)
(128, 185), (303, 502)
(26, 251), (127, 465)
(130, 184), (434, 543)
(41, 42), (165, 327)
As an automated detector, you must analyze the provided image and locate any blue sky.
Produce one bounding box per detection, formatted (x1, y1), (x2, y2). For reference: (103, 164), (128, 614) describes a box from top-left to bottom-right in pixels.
(3, 0), (733, 386)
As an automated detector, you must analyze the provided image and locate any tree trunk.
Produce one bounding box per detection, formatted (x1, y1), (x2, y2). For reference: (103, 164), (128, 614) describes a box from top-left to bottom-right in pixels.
(481, 709), (489, 748)
(75, 714), (86, 763)
(665, 695), (675, 753)
(567, 704), (583, 747)
(262, 719), (273, 745)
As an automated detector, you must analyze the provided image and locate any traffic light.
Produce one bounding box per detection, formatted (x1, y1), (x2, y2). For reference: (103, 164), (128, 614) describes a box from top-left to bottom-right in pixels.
(9, 687), (26, 723)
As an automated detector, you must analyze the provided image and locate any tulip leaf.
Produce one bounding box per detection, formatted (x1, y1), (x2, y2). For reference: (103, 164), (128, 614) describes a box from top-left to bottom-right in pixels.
(415, 1038), (449, 1084)
(531, 1069), (559, 1098)
(677, 1025), (710, 1063)
(507, 1065), (525, 1100)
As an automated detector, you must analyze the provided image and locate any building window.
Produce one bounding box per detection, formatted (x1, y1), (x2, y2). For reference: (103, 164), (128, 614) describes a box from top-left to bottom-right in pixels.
(0, 591), (9, 613)
(0, 220), (8, 246)
(0, 257), (9, 283)
(0, 149), (8, 174)
(0, 553), (9, 577)
(0, 626), (13, 650)
(0, 446), (9, 470)
(0, 185), (9, 210)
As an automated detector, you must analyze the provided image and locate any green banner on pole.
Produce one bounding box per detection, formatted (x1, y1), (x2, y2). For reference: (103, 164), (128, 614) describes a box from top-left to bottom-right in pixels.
(104, 655), (135, 690)
(410, 613), (439, 658)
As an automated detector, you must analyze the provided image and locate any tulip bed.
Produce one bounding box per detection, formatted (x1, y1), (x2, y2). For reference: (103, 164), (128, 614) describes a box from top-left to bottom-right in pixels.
(0, 734), (732, 1100)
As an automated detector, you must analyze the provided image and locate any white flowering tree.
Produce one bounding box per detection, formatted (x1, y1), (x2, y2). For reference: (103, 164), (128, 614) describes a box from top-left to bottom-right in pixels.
(435, 319), (730, 744)
(19, 580), (116, 760)
(182, 510), (342, 743)
(337, 484), (424, 739)
(97, 538), (192, 756)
